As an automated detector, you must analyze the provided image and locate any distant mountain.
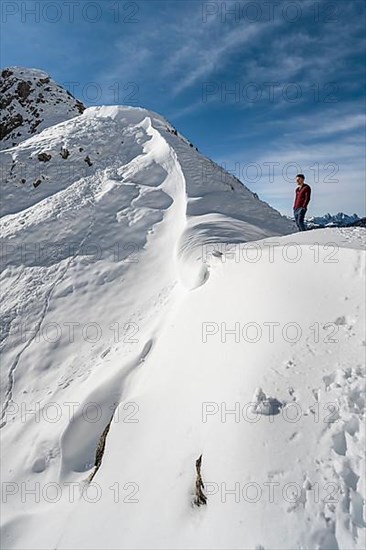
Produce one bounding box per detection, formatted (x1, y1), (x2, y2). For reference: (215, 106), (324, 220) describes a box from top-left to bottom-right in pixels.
(306, 212), (366, 228)
(0, 67), (85, 150)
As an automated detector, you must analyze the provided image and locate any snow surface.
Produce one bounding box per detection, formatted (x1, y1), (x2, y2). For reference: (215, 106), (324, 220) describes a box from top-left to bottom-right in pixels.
(0, 104), (365, 550)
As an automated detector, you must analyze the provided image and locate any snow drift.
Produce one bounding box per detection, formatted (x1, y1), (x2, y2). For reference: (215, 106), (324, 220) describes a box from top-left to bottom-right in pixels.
(0, 70), (365, 550)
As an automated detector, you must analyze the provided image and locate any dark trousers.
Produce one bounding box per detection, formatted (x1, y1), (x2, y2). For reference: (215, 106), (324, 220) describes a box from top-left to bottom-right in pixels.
(294, 207), (307, 231)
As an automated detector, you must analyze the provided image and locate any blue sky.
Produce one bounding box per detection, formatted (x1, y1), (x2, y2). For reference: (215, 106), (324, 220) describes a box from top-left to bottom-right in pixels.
(1, 0), (365, 216)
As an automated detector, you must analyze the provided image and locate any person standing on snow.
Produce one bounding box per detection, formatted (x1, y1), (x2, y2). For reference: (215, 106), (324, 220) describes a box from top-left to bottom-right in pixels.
(293, 174), (311, 231)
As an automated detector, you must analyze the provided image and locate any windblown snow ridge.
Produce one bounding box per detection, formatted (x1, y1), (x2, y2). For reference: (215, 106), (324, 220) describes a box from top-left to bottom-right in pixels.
(3, 97), (364, 550)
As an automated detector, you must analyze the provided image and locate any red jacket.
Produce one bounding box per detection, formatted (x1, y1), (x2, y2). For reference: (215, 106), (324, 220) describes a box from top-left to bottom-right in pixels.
(294, 184), (311, 209)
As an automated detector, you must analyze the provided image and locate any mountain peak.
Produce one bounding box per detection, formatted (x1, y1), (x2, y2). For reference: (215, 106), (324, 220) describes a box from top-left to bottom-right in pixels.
(0, 66), (85, 150)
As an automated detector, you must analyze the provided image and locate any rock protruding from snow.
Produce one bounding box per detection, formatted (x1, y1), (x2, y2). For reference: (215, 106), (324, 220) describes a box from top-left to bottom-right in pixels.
(0, 67), (85, 150)
(251, 387), (284, 415)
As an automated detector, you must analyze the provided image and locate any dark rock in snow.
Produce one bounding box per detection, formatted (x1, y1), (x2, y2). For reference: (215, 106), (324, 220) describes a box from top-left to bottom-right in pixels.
(0, 66), (85, 150)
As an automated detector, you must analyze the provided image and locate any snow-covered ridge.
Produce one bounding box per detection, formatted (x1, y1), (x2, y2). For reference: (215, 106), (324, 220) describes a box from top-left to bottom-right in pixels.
(0, 103), (295, 285)
(0, 66), (85, 150)
(1, 78), (365, 550)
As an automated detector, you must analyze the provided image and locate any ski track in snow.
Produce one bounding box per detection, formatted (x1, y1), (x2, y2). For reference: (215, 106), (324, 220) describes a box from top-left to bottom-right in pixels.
(0, 192), (97, 427)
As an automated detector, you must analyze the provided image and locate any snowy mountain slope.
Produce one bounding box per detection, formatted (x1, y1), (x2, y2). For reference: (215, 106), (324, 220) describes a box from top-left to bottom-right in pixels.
(0, 67), (85, 150)
(0, 104), (295, 423)
(58, 231), (366, 550)
(0, 97), (365, 550)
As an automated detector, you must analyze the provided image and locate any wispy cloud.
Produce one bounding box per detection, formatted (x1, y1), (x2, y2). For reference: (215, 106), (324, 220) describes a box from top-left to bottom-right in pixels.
(168, 20), (281, 95)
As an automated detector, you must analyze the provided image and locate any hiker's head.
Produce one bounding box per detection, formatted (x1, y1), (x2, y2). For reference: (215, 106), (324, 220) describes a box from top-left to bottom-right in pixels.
(296, 174), (305, 185)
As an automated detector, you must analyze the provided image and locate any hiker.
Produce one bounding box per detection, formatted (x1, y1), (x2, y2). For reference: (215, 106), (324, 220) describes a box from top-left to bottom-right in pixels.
(293, 174), (311, 231)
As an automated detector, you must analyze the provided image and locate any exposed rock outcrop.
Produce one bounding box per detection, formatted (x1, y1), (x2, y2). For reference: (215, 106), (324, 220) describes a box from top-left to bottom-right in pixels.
(0, 67), (85, 150)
